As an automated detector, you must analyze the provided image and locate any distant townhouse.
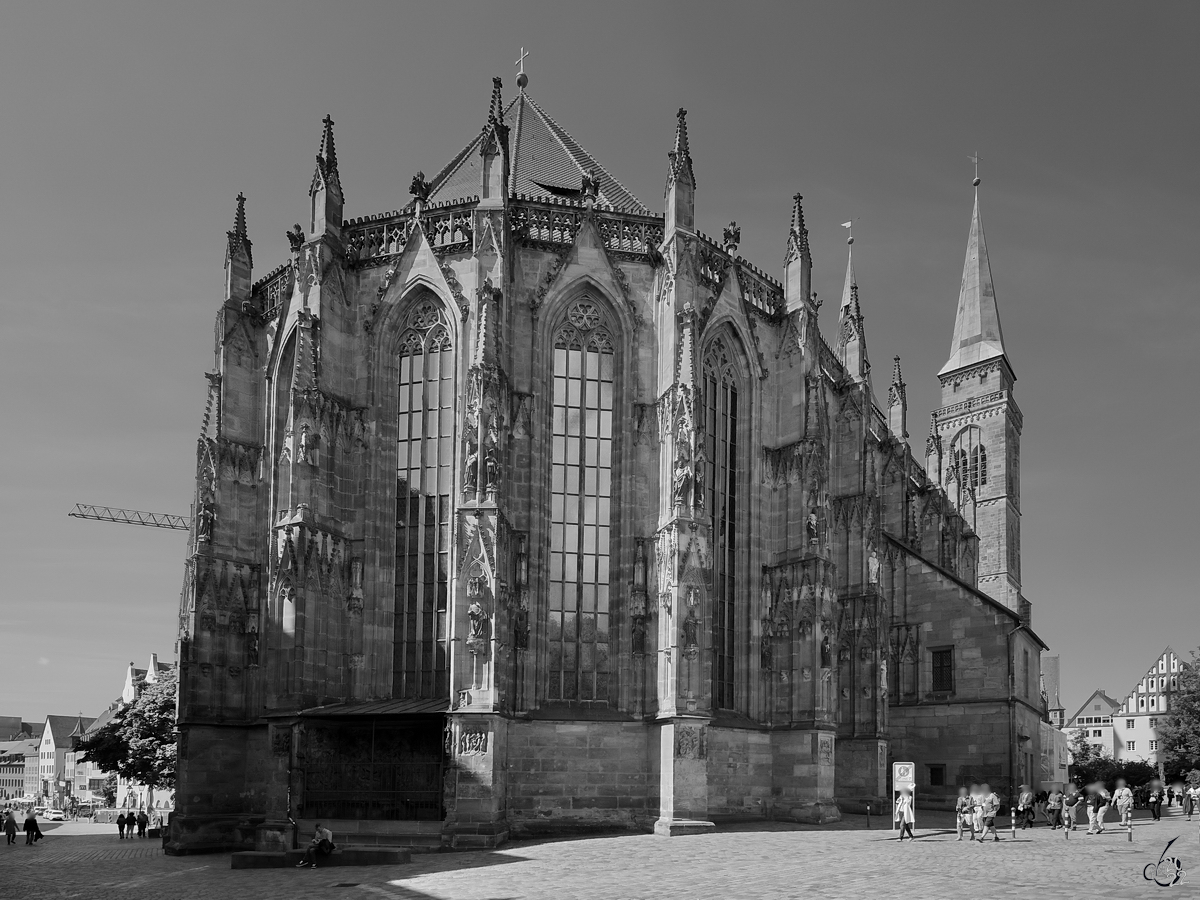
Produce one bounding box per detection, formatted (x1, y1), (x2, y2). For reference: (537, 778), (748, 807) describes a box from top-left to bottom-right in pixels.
(0, 739), (37, 800)
(1111, 648), (1181, 767)
(36, 715), (95, 806)
(1066, 689), (1121, 758)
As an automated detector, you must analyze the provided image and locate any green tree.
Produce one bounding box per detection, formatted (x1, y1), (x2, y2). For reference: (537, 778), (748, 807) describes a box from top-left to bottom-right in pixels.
(1068, 728), (1099, 768)
(1158, 648), (1200, 780)
(78, 671), (177, 790)
(101, 773), (117, 807)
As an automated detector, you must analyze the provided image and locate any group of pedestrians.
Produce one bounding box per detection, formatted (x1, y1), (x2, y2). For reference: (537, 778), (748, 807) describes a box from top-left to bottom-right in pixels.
(2, 810), (44, 846)
(116, 810), (152, 838)
(952, 783), (1005, 841)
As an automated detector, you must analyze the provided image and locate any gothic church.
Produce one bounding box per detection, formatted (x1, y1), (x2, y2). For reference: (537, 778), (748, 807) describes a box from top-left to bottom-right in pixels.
(169, 75), (1048, 852)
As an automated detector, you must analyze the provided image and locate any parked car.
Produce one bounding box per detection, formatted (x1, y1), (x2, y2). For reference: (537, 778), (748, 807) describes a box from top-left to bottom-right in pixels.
(77, 804), (94, 817)
(45, 809), (66, 821)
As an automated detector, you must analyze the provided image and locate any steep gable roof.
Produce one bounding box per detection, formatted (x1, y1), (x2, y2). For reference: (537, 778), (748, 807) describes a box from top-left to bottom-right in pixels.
(427, 92), (649, 215)
(44, 714), (96, 748)
(1066, 689), (1120, 725)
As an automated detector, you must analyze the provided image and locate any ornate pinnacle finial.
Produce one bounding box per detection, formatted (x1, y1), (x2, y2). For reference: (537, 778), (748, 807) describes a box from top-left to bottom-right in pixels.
(233, 192), (248, 238)
(515, 47), (529, 90)
(784, 193), (809, 266)
(790, 193), (806, 236)
(891, 355), (903, 386)
(319, 115), (338, 177)
(667, 108), (695, 187)
(226, 192), (252, 267)
(489, 76), (504, 123)
(723, 221), (740, 254)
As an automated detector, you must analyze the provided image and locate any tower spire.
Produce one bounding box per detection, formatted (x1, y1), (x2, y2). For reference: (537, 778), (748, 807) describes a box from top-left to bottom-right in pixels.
(309, 114), (343, 239)
(888, 355), (908, 439)
(783, 193), (812, 312)
(835, 228), (871, 389)
(939, 177), (1007, 376)
(319, 115), (338, 181)
(226, 192), (252, 269)
(666, 108), (695, 189)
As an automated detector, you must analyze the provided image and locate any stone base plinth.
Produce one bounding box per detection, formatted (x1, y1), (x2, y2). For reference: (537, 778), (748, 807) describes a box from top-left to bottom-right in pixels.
(653, 817), (716, 836)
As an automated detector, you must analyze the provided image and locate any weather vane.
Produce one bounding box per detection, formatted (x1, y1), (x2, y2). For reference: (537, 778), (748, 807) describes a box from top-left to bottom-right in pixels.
(841, 220), (855, 245)
(515, 47), (530, 89)
(970, 151), (982, 187)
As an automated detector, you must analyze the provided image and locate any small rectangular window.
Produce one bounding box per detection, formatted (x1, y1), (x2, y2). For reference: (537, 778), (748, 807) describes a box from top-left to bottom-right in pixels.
(1127, 741), (1135, 751)
(1126, 719), (1135, 729)
(1149, 718), (1158, 728)
(1092, 730), (1102, 737)
(931, 648), (954, 693)
(928, 764), (946, 787)
(1150, 740), (1158, 751)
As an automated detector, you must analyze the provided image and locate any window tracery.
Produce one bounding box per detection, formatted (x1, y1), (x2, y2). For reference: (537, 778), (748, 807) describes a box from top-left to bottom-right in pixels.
(548, 297), (614, 702)
(702, 336), (742, 710)
(395, 296), (454, 700)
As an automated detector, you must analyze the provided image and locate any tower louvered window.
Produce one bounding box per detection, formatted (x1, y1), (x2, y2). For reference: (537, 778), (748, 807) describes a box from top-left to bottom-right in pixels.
(950, 426), (987, 499)
(703, 338), (740, 711)
(395, 298), (454, 700)
(548, 299), (614, 702)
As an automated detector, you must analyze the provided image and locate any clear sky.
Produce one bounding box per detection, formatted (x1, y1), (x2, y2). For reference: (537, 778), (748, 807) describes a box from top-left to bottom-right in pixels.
(1, 1), (1196, 723)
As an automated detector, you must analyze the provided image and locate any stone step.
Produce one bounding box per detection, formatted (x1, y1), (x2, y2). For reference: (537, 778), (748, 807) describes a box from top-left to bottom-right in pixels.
(231, 847), (412, 870)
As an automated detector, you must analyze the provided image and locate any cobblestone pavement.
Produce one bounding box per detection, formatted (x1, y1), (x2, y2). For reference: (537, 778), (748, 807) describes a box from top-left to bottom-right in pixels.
(2, 813), (1198, 899)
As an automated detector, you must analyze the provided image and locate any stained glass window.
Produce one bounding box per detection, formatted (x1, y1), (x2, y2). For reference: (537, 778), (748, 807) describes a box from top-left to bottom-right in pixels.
(548, 299), (614, 702)
(395, 298), (454, 700)
(703, 338), (740, 710)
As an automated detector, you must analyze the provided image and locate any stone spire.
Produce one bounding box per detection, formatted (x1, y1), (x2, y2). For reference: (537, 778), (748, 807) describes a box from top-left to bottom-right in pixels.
(835, 236), (871, 389)
(939, 185), (1007, 376)
(226, 192), (252, 268)
(224, 193), (252, 306)
(667, 107), (695, 189)
(664, 108), (695, 234)
(309, 115), (343, 240)
(888, 356), (908, 439)
(479, 77), (509, 202)
(783, 193), (812, 312)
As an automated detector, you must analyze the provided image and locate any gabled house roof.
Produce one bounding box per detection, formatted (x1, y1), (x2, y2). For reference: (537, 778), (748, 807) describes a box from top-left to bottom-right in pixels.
(1066, 689), (1121, 725)
(43, 715), (96, 748)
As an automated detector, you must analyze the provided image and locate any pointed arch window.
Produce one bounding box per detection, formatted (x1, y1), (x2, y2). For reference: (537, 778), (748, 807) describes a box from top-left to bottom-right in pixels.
(702, 337), (742, 711)
(548, 298), (615, 702)
(949, 425), (987, 499)
(396, 297), (455, 700)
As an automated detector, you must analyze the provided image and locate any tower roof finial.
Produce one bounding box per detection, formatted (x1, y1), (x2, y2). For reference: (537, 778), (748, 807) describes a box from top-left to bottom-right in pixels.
(784, 193), (810, 266)
(970, 151), (981, 188)
(515, 47), (529, 90)
(226, 192), (252, 268)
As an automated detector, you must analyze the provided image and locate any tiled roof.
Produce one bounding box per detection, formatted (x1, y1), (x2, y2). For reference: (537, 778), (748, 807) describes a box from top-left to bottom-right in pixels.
(427, 92), (649, 215)
(44, 715), (95, 748)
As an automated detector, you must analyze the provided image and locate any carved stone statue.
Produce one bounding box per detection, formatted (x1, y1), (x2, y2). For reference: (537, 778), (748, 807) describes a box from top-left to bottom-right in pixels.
(868, 548), (881, 585)
(880, 658), (889, 696)
(468, 600), (487, 639)
(246, 620), (259, 667)
(681, 609), (699, 650)
(806, 511), (819, 546)
(513, 605), (529, 652)
(484, 444), (500, 491)
(196, 500), (215, 544)
(820, 634), (832, 669)
(631, 616), (647, 655)
(692, 440), (707, 507)
(672, 446), (692, 508)
(464, 437), (479, 493)
(286, 224), (305, 253)
(760, 634), (773, 672)
(298, 424), (312, 465)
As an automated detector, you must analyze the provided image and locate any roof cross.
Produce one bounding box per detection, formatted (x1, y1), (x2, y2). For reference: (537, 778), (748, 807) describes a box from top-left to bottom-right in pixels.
(515, 47), (530, 90)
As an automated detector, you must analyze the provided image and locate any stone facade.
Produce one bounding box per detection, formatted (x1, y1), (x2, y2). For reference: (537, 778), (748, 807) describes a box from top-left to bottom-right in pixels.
(170, 79), (1047, 852)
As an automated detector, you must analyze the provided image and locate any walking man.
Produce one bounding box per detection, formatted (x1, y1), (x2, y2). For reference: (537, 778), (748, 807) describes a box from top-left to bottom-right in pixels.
(1148, 784), (1163, 821)
(1016, 784), (1035, 829)
(1113, 778), (1134, 831)
(894, 787), (916, 841)
(980, 783), (1002, 842)
(116, 812), (126, 839)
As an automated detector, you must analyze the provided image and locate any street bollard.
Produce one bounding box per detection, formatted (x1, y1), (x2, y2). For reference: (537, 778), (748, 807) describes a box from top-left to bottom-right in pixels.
(866, 803), (871, 829)
(1127, 823), (1133, 842)
(1011, 806), (1017, 839)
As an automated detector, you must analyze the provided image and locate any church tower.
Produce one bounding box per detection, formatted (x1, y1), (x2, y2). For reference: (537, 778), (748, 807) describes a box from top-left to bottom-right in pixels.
(931, 178), (1024, 616)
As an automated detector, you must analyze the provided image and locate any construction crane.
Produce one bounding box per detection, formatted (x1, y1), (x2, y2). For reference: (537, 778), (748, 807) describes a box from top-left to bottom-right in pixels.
(69, 503), (191, 531)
